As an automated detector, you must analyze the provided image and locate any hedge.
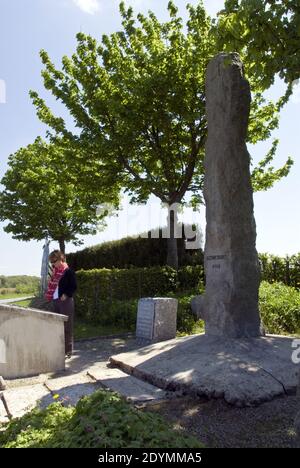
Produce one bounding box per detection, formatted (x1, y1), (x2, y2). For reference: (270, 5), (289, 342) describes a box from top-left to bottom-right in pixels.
(259, 253), (300, 289)
(67, 226), (203, 271)
(74, 265), (204, 324)
(68, 236), (300, 290)
(259, 281), (300, 335)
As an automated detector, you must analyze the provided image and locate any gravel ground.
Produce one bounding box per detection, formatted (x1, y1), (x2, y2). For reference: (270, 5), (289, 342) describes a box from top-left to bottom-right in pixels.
(143, 394), (300, 448)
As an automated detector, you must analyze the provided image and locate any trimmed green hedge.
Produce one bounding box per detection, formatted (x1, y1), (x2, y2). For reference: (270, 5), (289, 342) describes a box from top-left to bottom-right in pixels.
(74, 265), (204, 323)
(259, 281), (300, 335)
(67, 228), (203, 271)
(68, 239), (300, 290)
(74, 266), (300, 336)
(259, 253), (300, 289)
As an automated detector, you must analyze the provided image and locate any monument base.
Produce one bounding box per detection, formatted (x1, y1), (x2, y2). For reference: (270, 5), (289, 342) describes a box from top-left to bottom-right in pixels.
(110, 334), (299, 407)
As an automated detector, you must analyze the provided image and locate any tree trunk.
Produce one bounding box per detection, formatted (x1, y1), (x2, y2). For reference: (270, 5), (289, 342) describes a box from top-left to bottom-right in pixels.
(58, 239), (65, 254)
(166, 206), (179, 270)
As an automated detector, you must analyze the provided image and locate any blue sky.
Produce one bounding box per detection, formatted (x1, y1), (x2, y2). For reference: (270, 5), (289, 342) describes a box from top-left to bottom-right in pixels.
(0, 0), (299, 276)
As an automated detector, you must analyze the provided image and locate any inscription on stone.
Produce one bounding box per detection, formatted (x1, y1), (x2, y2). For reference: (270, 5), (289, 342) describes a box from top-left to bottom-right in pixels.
(206, 254), (226, 274)
(136, 299), (155, 340)
(207, 255), (226, 261)
(136, 298), (178, 343)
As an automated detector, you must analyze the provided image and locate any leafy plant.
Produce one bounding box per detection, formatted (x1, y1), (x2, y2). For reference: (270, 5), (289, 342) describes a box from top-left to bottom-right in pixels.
(0, 390), (203, 448)
(259, 281), (300, 335)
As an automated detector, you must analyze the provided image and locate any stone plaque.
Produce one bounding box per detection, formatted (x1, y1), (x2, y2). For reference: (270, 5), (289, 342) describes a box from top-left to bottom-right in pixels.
(136, 298), (178, 343)
(136, 299), (155, 340)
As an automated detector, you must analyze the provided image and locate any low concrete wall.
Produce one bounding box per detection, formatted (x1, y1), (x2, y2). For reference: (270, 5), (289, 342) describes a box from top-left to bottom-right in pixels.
(0, 304), (67, 379)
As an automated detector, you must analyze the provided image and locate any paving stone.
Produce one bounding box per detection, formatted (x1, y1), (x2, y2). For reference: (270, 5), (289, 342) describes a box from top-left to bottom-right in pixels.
(0, 384), (50, 422)
(43, 373), (98, 407)
(87, 366), (166, 402)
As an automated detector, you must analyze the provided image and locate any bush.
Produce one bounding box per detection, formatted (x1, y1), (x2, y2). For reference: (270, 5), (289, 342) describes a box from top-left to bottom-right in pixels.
(67, 227), (204, 271)
(75, 266), (178, 320)
(74, 265), (204, 326)
(176, 292), (205, 335)
(259, 253), (300, 289)
(0, 275), (39, 291)
(259, 281), (300, 335)
(177, 265), (204, 291)
(0, 390), (203, 448)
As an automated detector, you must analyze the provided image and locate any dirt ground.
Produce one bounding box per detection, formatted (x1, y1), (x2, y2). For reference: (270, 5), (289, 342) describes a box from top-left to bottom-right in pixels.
(143, 393), (300, 448)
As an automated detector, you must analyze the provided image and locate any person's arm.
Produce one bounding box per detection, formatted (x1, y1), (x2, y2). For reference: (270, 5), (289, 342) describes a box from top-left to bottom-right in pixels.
(60, 269), (77, 299)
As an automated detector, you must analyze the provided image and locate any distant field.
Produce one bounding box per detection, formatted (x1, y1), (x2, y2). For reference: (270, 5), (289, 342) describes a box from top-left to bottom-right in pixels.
(0, 275), (39, 299)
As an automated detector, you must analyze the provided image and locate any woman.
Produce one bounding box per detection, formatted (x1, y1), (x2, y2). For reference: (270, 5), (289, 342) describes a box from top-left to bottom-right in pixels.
(45, 250), (77, 357)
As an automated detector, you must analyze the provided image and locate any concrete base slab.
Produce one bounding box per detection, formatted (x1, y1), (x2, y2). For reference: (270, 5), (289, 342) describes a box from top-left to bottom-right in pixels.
(87, 366), (166, 403)
(44, 374), (98, 407)
(110, 334), (299, 407)
(0, 384), (50, 423)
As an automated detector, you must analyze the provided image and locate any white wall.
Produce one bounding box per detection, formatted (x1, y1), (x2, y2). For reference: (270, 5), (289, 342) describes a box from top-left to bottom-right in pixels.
(0, 305), (67, 379)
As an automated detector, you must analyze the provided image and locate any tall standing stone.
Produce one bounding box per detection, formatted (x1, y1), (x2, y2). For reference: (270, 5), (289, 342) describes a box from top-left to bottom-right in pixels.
(203, 53), (263, 338)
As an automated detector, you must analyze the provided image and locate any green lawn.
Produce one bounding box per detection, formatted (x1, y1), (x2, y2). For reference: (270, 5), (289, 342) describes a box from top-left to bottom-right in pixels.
(10, 299), (33, 307)
(0, 293), (35, 300)
(74, 320), (131, 340)
(9, 298), (130, 339)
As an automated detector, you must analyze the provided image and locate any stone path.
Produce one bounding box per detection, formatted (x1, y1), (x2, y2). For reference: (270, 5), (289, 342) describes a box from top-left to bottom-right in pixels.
(0, 336), (167, 423)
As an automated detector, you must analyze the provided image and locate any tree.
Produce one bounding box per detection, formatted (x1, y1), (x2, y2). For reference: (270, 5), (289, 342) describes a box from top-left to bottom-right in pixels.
(28, 1), (293, 268)
(215, 0), (300, 91)
(0, 137), (120, 253)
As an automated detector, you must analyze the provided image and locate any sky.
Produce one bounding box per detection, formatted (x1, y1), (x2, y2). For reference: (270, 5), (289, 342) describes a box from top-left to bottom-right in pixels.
(0, 0), (299, 277)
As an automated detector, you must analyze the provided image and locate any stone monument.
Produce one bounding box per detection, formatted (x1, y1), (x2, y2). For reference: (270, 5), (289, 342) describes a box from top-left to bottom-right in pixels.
(136, 298), (177, 343)
(203, 53), (263, 338)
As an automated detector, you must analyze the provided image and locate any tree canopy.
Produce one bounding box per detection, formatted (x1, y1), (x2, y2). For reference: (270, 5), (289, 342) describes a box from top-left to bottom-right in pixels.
(25, 1), (293, 267)
(215, 0), (300, 91)
(0, 137), (120, 253)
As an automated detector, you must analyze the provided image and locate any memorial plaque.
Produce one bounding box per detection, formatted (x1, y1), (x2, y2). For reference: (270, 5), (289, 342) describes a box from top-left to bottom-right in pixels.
(136, 298), (178, 343)
(136, 299), (155, 340)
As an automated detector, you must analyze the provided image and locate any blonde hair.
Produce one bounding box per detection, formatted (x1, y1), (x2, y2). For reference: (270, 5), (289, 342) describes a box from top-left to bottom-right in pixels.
(49, 250), (66, 263)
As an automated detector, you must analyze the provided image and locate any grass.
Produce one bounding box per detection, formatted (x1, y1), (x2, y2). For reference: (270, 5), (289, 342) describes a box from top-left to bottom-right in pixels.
(0, 390), (203, 448)
(0, 292), (35, 300)
(10, 299), (32, 307)
(8, 298), (130, 339)
(74, 320), (131, 340)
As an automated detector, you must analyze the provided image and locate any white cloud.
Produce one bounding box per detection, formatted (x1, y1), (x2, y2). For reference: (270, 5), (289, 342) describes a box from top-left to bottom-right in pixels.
(73, 0), (100, 15)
